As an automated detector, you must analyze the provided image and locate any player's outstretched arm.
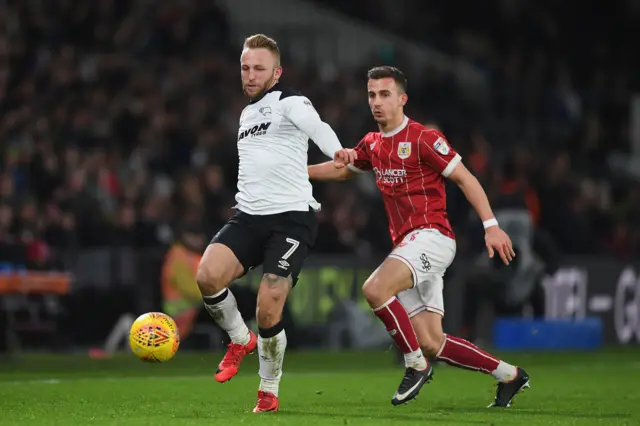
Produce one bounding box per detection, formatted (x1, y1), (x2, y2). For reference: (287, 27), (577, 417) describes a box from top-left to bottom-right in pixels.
(282, 95), (350, 166)
(308, 161), (356, 181)
(447, 162), (516, 265)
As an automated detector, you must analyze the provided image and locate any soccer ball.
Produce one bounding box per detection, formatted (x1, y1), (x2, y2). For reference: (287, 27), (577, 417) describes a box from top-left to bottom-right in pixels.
(129, 312), (180, 362)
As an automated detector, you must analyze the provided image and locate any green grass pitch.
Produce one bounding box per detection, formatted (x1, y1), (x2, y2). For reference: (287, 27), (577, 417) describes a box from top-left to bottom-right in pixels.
(1, 349), (639, 425)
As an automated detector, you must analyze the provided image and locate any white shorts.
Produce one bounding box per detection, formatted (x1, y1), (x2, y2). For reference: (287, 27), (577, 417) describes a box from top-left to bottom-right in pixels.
(392, 228), (456, 318)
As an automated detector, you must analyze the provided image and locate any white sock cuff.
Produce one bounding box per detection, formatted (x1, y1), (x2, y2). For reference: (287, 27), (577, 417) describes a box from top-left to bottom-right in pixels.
(202, 288), (230, 306)
(373, 296), (398, 312)
(211, 288), (228, 298)
(258, 328), (286, 342)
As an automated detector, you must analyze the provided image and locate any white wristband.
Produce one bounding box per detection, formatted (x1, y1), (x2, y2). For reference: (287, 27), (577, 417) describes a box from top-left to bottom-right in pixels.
(483, 218), (498, 229)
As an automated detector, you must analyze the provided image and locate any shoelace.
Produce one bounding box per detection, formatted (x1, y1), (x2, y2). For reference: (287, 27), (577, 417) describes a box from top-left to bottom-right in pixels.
(257, 391), (274, 405)
(399, 368), (417, 389)
(220, 343), (245, 367)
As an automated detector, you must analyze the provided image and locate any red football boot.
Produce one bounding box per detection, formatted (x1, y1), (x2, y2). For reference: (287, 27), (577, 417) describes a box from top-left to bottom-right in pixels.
(214, 330), (257, 383)
(253, 390), (279, 413)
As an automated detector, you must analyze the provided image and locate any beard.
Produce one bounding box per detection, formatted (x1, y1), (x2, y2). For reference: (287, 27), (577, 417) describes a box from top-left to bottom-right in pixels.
(243, 72), (277, 100)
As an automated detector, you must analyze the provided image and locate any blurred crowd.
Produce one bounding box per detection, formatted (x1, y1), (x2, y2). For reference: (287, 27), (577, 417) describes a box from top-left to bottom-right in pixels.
(0, 0), (639, 272)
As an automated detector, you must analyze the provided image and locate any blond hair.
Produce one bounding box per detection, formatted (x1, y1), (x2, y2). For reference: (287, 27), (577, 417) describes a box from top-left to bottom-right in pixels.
(243, 34), (280, 65)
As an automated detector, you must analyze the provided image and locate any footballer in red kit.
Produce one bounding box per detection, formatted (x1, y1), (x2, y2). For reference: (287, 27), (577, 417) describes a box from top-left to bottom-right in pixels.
(351, 120), (458, 247)
(309, 66), (530, 408)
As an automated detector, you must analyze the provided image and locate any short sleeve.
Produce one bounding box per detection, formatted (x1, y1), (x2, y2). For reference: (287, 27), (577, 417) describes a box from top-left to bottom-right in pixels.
(419, 130), (461, 177)
(349, 134), (373, 173)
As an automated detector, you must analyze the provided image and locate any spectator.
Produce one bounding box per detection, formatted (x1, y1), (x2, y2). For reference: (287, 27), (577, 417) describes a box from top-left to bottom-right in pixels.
(0, 0), (637, 268)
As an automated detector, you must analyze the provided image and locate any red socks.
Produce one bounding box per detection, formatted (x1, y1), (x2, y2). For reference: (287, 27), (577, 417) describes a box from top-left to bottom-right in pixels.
(436, 334), (500, 373)
(373, 297), (421, 354)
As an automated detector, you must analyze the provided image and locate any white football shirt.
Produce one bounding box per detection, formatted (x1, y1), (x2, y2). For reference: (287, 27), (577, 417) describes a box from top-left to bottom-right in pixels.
(235, 84), (343, 215)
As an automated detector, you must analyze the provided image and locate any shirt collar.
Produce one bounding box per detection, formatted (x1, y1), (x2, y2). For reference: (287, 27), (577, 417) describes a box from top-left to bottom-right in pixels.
(248, 83), (281, 104)
(381, 116), (409, 137)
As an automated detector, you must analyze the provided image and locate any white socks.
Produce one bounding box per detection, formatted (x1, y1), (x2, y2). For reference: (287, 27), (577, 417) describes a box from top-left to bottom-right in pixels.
(491, 361), (518, 382)
(258, 329), (287, 397)
(204, 288), (288, 396)
(203, 289), (250, 345)
(404, 349), (428, 370)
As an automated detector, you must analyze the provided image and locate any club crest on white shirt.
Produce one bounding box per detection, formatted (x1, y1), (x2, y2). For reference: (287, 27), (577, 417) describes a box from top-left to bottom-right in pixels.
(397, 142), (411, 159)
(259, 106), (272, 116)
(433, 137), (450, 155)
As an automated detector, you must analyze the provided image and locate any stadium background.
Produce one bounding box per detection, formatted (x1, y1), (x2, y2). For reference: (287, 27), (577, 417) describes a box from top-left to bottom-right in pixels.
(1, 1), (640, 423)
(0, 0), (640, 426)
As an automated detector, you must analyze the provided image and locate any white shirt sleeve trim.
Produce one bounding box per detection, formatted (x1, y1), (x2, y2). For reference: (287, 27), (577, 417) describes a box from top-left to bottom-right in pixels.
(441, 153), (462, 177)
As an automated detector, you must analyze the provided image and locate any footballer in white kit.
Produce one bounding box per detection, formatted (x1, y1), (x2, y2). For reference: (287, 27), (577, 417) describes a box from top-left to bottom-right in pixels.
(195, 34), (354, 413)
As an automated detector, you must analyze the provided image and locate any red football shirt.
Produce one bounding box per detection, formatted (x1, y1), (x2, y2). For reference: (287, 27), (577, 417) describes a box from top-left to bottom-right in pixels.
(351, 116), (460, 246)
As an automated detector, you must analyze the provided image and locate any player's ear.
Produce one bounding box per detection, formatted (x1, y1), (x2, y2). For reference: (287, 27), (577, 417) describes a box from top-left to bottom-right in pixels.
(400, 92), (408, 107)
(274, 66), (283, 80)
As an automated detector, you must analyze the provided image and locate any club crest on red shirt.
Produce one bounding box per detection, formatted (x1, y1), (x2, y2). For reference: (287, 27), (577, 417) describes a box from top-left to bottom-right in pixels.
(397, 142), (411, 159)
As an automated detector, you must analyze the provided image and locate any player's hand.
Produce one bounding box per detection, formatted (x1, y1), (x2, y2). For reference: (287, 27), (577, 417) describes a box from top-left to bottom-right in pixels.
(485, 226), (516, 265)
(333, 148), (356, 169)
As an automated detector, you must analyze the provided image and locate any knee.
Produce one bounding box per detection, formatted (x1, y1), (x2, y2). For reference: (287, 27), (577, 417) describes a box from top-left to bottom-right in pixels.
(420, 332), (445, 359)
(362, 277), (389, 307)
(196, 262), (228, 295)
